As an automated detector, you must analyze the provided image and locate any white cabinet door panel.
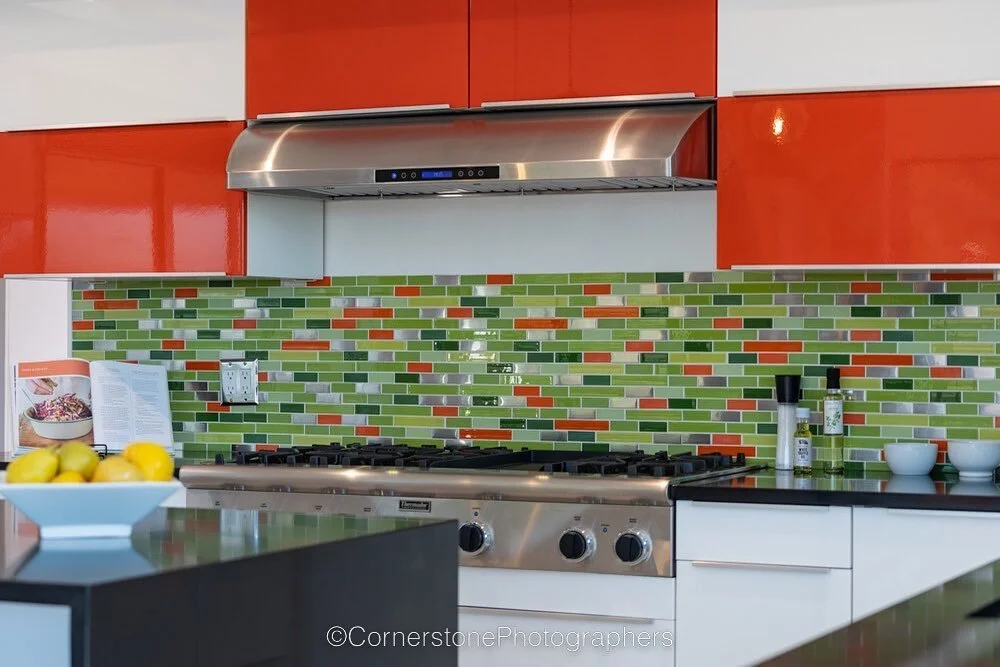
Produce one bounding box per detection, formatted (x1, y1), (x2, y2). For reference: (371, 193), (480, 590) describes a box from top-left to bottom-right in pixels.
(0, 0), (244, 130)
(675, 500), (851, 568)
(718, 0), (1000, 96)
(675, 560), (851, 667)
(853, 507), (1000, 619)
(459, 607), (674, 667)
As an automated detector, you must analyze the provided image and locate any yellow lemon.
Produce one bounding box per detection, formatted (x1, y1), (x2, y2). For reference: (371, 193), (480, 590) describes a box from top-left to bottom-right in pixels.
(58, 441), (100, 481)
(51, 471), (86, 484)
(122, 442), (174, 482)
(6, 448), (59, 483)
(91, 456), (143, 483)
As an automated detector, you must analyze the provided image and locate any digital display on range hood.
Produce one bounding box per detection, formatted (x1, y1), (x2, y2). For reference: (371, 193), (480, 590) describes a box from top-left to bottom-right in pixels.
(375, 166), (500, 183)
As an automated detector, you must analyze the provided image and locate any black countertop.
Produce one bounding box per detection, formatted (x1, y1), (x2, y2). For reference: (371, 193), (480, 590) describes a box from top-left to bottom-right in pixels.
(761, 556), (1000, 666)
(672, 469), (1000, 512)
(0, 502), (457, 667)
(0, 503), (441, 590)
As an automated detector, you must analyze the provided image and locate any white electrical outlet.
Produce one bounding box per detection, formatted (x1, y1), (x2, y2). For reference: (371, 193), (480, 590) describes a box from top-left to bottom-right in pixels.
(220, 359), (259, 405)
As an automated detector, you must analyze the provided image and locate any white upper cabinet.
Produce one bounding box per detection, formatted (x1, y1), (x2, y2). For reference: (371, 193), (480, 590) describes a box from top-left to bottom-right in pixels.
(0, 0), (244, 131)
(718, 0), (1000, 96)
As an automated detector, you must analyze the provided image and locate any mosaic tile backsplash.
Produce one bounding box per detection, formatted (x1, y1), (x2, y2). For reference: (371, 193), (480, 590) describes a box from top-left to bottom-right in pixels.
(71, 270), (1000, 472)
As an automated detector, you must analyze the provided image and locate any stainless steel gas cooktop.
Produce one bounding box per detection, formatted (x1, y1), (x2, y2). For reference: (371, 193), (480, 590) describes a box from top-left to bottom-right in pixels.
(181, 443), (757, 577)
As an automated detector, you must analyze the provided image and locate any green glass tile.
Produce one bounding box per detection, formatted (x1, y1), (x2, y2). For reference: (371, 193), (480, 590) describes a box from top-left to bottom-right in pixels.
(930, 294), (962, 305)
(434, 341), (459, 351)
(883, 379), (913, 390)
(513, 341), (541, 352)
(684, 342), (712, 352)
(883, 330), (914, 342)
(713, 295), (742, 305)
(728, 353), (756, 364)
(655, 272), (684, 283)
(744, 388), (772, 399)
(947, 355), (979, 366)
(819, 354), (851, 366)
(640, 353), (670, 363)
(930, 391), (962, 402)
(472, 396), (500, 407)
(742, 318), (773, 328)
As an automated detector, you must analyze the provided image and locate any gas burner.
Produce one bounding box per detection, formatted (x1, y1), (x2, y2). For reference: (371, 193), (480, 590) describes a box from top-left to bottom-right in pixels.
(214, 443), (748, 478)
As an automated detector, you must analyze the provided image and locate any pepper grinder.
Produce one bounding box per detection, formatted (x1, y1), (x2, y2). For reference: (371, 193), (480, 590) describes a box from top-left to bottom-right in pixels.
(774, 374), (802, 471)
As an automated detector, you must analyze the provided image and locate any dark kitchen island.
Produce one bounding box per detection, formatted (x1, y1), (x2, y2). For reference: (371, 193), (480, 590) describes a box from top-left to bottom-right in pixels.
(0, 501), (457, 667)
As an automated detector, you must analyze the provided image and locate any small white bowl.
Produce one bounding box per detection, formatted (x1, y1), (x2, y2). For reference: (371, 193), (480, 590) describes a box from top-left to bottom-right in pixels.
(23, 408), (93, 440)
(947, 440), (1000, 480)
(0, 481), (182, 539)
(884, 442), (938, 476)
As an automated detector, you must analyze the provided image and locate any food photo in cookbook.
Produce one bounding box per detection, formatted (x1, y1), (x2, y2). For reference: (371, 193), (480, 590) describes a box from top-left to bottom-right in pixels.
(15, 361), (95, 447)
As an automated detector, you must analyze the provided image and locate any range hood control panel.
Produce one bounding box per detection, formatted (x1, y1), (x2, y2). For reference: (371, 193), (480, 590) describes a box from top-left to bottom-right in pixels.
(375, 165), (500, 183)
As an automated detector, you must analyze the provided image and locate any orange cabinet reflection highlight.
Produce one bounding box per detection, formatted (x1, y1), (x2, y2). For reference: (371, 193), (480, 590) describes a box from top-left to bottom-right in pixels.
(470, 0), (716, 106)
(0, 122), (245, 275)
(718, 88), (1000, 267)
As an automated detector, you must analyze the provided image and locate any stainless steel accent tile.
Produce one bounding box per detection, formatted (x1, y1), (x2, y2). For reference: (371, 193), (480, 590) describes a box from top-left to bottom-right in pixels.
(330, 340), (356, 351)
(292, 413), (317, 425)
(882, 402), (914, 414)
(303, 383), (330, 393)
(697, 376), (727, 387)
(331, 298), (356, 307)
(819, 330), (849, 341)
(711, 411), (741, 422)
(355, 383), (381, 394)
(774, 294), (805, 305)
(458, 341), (488, 352)
(773, 271), (805, 281)
(914, 282), (945, 293)
(272, 371), (294, 382)
(233, 298), (256, 308)
(93, 340), (117, 351)
(420, 308), (447, 318)
(684, 272), (714, 283)
(125, 350), (150, 361)
(595, 296), (626, 306)
(459, 318), (488, 330)
(540, 431), (569, 442)
(914, 354), (948, 366)
(788, 306), (818, 317)
(221, 330), (245, 340)
(847, 448), (882, 462)
(836, 295), (866, 305)
(979, 404), (1000, 416)
(759, 330), (789, 341)
(341, 415), (368, 426)
(138, 319), (161, 330)
(559, 375), (584, 385)
(866, 367), (898, 378)
(472, 285), (501, 296)
(624, 386), (654, 398)
(433, 275), (460, 285)
(432, 429), (457, 440)
(914, 427), (947, 439)
(946, 306), (980, 318)
(965, 367), (996, 379)
(354, 297), (381, 307)
(292, 329), (318, 340)
(609, 398), (638, 409)
(244, 308), (267, 319)
(568, 408), (597, 419)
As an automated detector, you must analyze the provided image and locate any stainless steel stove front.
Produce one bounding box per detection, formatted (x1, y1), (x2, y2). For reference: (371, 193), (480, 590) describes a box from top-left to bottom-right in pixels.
(186, 488), (673, 577)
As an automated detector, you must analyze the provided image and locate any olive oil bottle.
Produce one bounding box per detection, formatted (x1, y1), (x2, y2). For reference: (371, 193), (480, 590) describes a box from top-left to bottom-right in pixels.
(823, 367), (845, 474)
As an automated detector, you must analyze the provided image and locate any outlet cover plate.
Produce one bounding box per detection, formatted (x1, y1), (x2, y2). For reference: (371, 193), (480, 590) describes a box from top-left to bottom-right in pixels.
(220, 359), (259, 405)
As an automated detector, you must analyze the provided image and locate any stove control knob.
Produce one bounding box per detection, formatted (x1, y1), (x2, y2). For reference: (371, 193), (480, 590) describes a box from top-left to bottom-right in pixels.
(559, 529), (595, 562)
(458, 522), (492, 556)
(614, 531), (652, 565)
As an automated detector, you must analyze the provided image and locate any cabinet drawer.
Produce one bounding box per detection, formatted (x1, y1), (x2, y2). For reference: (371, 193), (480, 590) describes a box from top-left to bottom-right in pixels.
(675, 500), (851, 568)
(676, 560), (851, 667)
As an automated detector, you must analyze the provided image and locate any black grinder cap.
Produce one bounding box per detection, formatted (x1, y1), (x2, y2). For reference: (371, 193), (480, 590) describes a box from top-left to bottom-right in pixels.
(774, 374), (801, 404)
(826, 367), (841, 390)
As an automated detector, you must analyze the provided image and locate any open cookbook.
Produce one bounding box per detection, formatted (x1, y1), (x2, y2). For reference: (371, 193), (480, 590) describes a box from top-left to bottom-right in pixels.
(12, 359), (174, 453)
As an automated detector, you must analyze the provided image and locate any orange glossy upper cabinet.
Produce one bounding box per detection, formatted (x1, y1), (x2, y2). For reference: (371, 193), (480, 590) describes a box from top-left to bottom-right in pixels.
(717, 87), (1000, 268)
(246, 0), (470, 117)
(0, 123), (247, 276)
(469, 0), (716, 106)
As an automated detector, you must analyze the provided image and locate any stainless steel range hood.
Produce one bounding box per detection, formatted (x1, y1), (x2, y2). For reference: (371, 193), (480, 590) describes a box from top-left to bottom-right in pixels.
(226, 99), (715, 198)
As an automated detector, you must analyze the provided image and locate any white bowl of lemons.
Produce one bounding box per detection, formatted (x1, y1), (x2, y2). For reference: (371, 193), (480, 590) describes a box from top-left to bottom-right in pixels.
(0, 441), (179, 539)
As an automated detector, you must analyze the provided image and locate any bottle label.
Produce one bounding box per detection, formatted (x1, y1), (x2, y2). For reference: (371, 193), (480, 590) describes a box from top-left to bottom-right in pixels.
(824, 399), (844, 435)
(795, 437), (813, 467)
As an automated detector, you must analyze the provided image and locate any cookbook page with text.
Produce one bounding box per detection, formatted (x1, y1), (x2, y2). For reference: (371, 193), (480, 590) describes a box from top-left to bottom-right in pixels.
(90, 361), (173, 452)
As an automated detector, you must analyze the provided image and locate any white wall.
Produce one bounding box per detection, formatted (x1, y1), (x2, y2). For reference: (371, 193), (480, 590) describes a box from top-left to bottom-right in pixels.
(2, 279), (72, 453)
(324, 191), (717, 275)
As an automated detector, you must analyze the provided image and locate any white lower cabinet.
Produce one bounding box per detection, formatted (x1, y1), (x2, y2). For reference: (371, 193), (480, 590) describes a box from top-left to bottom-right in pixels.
(459, 607), (675, 667)
(852, 507), (1000, 619)
(675, 560), (852, 667)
